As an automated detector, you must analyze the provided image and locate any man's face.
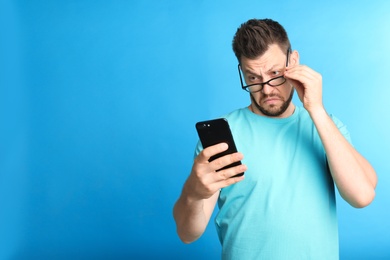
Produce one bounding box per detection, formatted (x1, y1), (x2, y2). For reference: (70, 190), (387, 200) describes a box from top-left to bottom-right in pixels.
(240, 44), (295, 118)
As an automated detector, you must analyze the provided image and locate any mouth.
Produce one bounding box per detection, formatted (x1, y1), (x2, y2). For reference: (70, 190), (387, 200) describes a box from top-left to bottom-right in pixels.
(263, 96), (282, 105)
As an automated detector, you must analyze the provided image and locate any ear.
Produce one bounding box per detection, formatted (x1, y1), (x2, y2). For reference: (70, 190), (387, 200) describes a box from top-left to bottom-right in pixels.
(289, 50), (300, 66)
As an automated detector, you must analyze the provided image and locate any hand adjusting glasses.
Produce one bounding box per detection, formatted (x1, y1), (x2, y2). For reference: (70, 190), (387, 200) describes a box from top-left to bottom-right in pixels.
(238, 49), (290, 93)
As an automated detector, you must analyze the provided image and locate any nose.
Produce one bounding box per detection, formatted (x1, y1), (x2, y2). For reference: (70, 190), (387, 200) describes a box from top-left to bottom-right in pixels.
(262, 83), (274, 95)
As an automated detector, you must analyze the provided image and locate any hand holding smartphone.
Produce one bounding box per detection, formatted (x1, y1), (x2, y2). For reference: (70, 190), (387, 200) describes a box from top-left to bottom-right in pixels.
(195, 118), (244, 177)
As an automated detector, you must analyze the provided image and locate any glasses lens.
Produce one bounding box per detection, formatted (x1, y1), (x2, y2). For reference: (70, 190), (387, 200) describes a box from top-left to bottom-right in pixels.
(239, 63), (287, 93)
(268, 76), (286, 87)
(246, 84), (262, 93)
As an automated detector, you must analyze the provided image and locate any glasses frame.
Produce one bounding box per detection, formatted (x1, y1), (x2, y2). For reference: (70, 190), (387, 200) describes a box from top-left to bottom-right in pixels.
(238, 49), (291, 93)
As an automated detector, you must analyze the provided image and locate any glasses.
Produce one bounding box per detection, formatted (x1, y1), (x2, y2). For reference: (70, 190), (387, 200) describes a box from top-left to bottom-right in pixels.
(238, 49), (290, 93)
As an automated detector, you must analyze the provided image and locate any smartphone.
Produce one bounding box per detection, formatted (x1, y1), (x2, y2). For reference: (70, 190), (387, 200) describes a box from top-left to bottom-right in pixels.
(195, 118), (244, 177)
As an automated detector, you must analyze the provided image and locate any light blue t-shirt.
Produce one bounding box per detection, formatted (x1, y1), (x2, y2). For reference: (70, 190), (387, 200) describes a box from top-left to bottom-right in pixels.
(195, 106), (351, 260)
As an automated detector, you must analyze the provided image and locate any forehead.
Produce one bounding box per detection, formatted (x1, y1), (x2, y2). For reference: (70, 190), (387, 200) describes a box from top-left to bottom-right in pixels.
(240, 44), (285, 73)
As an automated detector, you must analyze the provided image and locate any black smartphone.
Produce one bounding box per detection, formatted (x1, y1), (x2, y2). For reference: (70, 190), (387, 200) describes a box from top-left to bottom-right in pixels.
(195, 118), (244, 177)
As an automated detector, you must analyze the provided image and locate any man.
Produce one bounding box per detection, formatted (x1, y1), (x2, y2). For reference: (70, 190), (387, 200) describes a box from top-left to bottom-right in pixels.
(173, 18), (377, 259)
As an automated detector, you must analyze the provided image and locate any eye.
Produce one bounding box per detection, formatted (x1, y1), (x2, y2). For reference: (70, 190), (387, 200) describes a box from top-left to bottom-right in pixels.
(272, 71), (281, 76)
(247, 75), (259, 82)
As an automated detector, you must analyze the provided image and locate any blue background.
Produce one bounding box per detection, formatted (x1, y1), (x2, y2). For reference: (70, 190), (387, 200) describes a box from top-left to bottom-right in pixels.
(1, 0), (389, 259)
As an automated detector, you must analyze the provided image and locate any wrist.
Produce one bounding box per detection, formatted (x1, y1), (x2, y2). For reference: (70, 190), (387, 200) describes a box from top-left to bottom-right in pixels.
(182, 181), (203, 205)
(307, 105), (326, 118)
(307, 106), (331, 128)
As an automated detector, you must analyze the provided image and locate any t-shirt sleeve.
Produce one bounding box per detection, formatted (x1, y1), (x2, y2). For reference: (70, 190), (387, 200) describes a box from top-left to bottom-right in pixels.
(330, 114), (352, 145)
(193, 140), (203, 159)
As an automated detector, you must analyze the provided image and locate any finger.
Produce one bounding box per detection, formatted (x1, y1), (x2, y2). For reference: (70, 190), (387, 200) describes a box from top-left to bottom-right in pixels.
(217, 163), (247, 180)
(214, 172), (245, 190)
(210, 152), (243, 171)
(285, 68), (315, 82)
(287, 79), (303, 91)
(285, 71), (320, 90)
(189, 159), (246, 198)
(286, 64), (316, 75)
(285, 65), (320, 81)
(196, 143), (229, 163)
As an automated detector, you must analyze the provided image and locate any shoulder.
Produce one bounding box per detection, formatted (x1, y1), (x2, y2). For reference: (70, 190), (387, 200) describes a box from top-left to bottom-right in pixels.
(297, 107), (352, 143)
(224, 107), (249, 120)
(223, 107), (252, 126)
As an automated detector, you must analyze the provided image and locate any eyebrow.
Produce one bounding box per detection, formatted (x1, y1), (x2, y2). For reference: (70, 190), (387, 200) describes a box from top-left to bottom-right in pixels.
(244, 64), (283, 77)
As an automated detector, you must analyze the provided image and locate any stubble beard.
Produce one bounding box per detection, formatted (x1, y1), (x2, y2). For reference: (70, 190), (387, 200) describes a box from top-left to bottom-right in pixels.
(250, 88), (294, 117)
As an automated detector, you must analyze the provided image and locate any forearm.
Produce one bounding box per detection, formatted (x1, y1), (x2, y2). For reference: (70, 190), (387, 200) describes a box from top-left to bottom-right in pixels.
(173, 144), (244, 242)
(309, 107), (377, 208)
(173, 194), (208, 243)
(173, 180), (220, 243)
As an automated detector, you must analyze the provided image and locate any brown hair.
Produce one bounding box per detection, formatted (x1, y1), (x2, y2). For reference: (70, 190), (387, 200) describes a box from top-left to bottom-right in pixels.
(232, 19), (291, 63)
